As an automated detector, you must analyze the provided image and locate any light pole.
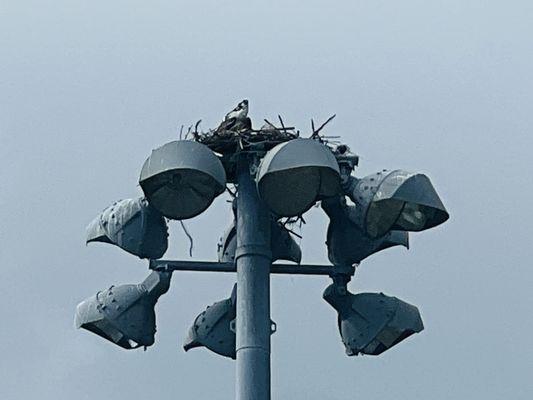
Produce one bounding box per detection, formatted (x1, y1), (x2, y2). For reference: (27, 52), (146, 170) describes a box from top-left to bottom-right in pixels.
(76, 101), (449, 399)
(235, 155), (272, 400)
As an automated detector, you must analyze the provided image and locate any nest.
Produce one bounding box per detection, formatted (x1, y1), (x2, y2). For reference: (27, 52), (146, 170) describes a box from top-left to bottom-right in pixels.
(196, 121), (299, 155)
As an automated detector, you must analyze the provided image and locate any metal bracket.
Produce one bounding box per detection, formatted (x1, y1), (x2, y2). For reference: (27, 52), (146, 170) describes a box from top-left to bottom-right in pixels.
(249, 161), (259, 177)
(149, 259), (334, 276)
(230, 319), (277, 335)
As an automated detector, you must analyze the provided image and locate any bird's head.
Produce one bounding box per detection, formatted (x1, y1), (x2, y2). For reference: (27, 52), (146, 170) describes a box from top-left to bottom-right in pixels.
(238, 99), (249, 110)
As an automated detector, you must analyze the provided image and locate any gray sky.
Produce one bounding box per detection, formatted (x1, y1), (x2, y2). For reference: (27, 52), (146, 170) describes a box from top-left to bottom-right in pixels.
(1, 1), (532, 399)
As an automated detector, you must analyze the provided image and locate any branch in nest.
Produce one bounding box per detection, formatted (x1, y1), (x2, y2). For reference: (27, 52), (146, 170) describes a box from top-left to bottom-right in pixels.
(261, 118), (295, 131)
(263, 118), (276, 129)
(284, 227), (303, 239)
(184, 125), (193, 140)
(310, 114), (336, 138)
(278, 115), (286, 131)
(193, 119), (202, 140)
(226, 185), (236, 197)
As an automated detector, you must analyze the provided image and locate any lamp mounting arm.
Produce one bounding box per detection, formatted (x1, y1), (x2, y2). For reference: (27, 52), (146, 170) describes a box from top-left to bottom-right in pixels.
(328, 263), (357, 288)
(342, 175), (360, 202)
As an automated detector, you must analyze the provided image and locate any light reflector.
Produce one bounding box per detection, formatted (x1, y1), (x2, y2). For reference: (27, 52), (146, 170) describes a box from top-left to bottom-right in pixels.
(139, 140), (226, 220)
(347, 170), (449, 238)
(322, 197), (408, 265)
(323, 284), (424, 356)
(183, 285), (237, 359)
(86, 197), (168, 259)
(256, 139), (341, 217)
(75, 271), (171, 349)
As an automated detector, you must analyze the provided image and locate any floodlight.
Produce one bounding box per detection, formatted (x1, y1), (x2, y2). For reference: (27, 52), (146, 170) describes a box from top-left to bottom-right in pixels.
(79, 103), (450, 400)
(139, 140), (226, 220)
(346, 170), (449, 238)
(183, 285), (237, 359)
(256, 138), (341, 217)
(322, 197), (408, 265)
(75, 271), (171, 349)
(86, 197), (168, 259)
(218, 220), (301, 264)
(323, 284), (423, 356)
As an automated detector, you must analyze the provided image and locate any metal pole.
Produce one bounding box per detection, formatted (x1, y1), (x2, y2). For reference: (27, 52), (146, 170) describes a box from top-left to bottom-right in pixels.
(235, 155), (272, 400)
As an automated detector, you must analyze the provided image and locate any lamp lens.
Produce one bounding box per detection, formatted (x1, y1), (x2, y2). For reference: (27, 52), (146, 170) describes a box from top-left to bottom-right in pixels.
(396, 202), (428, 230)
(366, 199), (404, 238)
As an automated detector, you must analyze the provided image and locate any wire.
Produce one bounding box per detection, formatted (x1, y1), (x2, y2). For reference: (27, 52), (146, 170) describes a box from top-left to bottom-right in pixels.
(179, 220), (194, 257)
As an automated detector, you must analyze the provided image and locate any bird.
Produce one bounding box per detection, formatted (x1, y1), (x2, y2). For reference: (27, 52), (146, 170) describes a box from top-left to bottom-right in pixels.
(216, 100), (252, 132)
(225, 99), (249, 121)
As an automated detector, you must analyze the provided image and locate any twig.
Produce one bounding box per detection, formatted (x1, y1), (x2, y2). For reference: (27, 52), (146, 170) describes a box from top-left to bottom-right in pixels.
(193, 119), (202, 140)
(314, 114), (336, 135)
(263, 118), (277, 129)
(250, 127), (295, 133)
(262, 119), (295, 131)
(184, 125), (193, 140)
(278, 115), (286, 131)
(281, 216), (298, 227)
(226, 185), (236, 197)
(284, 227), (303, 239)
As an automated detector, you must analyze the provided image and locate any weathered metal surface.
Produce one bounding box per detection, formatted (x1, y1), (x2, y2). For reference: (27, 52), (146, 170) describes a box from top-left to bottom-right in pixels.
(218, 219), (301, 264)
(75, 271), (171, 349)
(86, 197), (168, 259)
(345, 170), (449, 238)
(149, 260), (333, 275)
(184, 285), (237, 359)
(139, 140), (226, 220)
(256, 138), (341, 217)
(323, 284), (424, 356)
(183, 284), (276, 360)
(236, 156), (272, 400)
(322, 196), (408, 265)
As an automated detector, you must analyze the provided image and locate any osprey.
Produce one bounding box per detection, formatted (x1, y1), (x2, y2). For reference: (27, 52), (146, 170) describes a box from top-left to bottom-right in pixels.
(225, 99), (249, 121)
(216, 100), (252, 132)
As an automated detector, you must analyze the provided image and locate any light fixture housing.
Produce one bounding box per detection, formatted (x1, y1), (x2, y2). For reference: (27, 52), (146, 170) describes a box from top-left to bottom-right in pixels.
(256, 138), (341, 217)
(323, 284), (424, 356)
(183, 285), (237, 359)
(86, 197), (168, 259)
(75, 271), (171, 349)
(346, 170), (449, 238)
(217, 219), (302, 264)
(140, 140), (226, 220)
(322, 196), (408, 265)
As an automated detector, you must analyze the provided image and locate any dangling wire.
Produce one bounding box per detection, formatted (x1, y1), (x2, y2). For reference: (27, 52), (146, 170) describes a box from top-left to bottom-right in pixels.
(179, 220), (194, 257)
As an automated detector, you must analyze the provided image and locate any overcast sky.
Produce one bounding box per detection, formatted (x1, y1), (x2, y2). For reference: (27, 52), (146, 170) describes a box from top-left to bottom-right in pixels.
(1, 1), (532, 399)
